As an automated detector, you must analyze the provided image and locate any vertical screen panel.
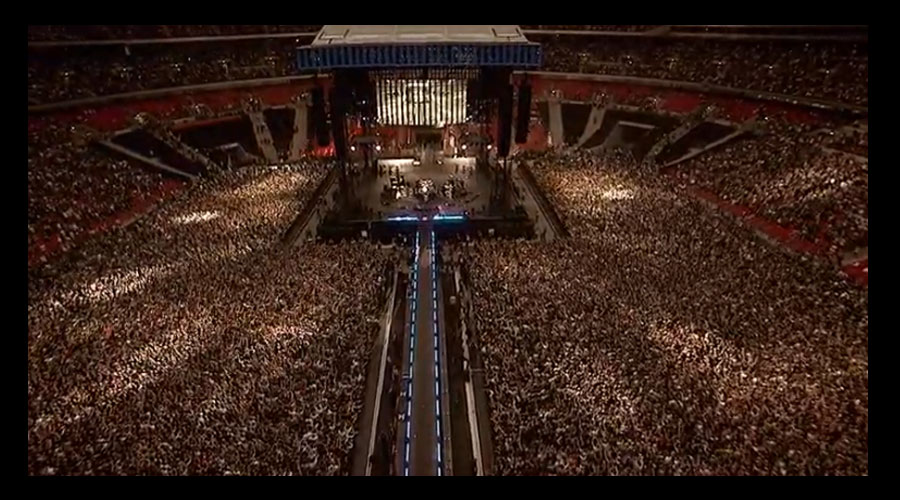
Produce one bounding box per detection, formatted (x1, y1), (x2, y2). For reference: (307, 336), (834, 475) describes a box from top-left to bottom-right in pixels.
(378, 76), (385, 124)
(405, 79), (411, 125)
(419, 80), (425, 126)
(393, 78), (398, 125)
(412, 80), (417, 126)
(420, 80), (425, 126)
(391, 78), (397, 125)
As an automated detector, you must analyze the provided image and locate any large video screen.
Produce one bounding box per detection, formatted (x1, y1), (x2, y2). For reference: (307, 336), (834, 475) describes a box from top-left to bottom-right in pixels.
(377, 79), (467, 127)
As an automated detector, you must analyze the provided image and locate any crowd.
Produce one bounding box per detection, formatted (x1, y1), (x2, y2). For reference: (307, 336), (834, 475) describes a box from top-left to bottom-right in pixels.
(670, 26), (867, 36)
(28, 121), (172, 259)
(28, 160), (395, 475)
(673, 120), (868, 256)
(28, 39), (300, 104)
(536, 35), (868, 106)
(28, 25), (322, 41)
(453, 149), (867, 475)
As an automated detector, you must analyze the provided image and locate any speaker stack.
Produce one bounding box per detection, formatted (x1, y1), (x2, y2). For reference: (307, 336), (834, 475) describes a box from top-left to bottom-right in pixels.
(515, 83), (532, 144)
(497, 83), (513, 157)
(330, 88), (348, 159)
(311, 87), (330, 147)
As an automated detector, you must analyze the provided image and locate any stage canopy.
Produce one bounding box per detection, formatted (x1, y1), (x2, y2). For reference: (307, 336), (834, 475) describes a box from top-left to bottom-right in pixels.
(297, 25), (541, 71)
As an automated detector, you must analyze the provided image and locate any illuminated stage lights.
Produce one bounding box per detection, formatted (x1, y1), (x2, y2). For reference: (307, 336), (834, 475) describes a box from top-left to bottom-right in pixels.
(431, 214), (466, 222)
(429, 228), (444, 475)
(386, 214), (467, 223)
(402, 230), (421, 477)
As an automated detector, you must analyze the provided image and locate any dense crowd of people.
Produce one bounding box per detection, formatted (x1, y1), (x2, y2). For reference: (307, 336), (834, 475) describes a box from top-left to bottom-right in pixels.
(536, 35), (868, 106)
(454, 149), (867, 475)
(26, 127), (869, 475)
(673, 120), (868, 255)
(28, 25), (322, 41)
(28, 39), (300, 104)
(28, 122), (173, 260)
(28, 160), (395, 475)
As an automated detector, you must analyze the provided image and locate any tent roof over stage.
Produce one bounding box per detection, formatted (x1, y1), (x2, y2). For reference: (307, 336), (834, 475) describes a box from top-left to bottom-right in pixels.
(311, 25), (531, 46)
(298, 26), (541, 71)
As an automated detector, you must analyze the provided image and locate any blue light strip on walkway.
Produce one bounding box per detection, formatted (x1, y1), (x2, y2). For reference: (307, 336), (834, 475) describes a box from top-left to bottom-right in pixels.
(402, 231), (420, 477)
(430, 229), (445, 476)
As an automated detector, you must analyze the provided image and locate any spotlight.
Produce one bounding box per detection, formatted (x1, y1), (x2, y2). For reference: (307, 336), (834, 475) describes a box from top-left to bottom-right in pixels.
(487, 145), (492, 150)
(351, 145), (357, 152)
(462, 144), (467, 150)
(376, 145), (382, 152)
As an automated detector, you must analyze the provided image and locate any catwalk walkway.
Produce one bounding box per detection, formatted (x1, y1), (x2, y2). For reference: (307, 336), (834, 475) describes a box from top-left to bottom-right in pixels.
(397, 225), (448, 476)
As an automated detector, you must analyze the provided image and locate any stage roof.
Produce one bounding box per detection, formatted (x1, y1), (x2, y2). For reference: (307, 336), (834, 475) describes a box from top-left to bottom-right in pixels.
(311, 25), (530, 46)
(298, 25), (541, 71)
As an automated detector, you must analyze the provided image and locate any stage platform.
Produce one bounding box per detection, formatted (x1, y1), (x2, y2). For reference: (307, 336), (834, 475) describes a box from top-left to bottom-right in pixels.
(348, 155), (493, 219)
(314, 150), (535, 242)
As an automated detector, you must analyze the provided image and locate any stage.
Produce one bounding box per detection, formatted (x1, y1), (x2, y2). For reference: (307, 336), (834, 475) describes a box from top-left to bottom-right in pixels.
(344, 154), (495, 220)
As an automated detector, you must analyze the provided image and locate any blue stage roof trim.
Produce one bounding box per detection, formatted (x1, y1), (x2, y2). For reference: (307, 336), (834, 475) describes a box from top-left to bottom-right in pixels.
(296, 43), (541, 71)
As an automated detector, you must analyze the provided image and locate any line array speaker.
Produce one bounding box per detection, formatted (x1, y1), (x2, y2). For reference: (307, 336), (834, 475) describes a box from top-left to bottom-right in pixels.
(311, 87), (330, 147)
(515, 83), (532, 144)
(330, 89), (348, 159)
(498, 83), (513, 157)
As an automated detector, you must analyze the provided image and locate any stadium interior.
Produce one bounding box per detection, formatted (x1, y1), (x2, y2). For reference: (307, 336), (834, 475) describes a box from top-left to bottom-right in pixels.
(27, 24), (867, 476)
